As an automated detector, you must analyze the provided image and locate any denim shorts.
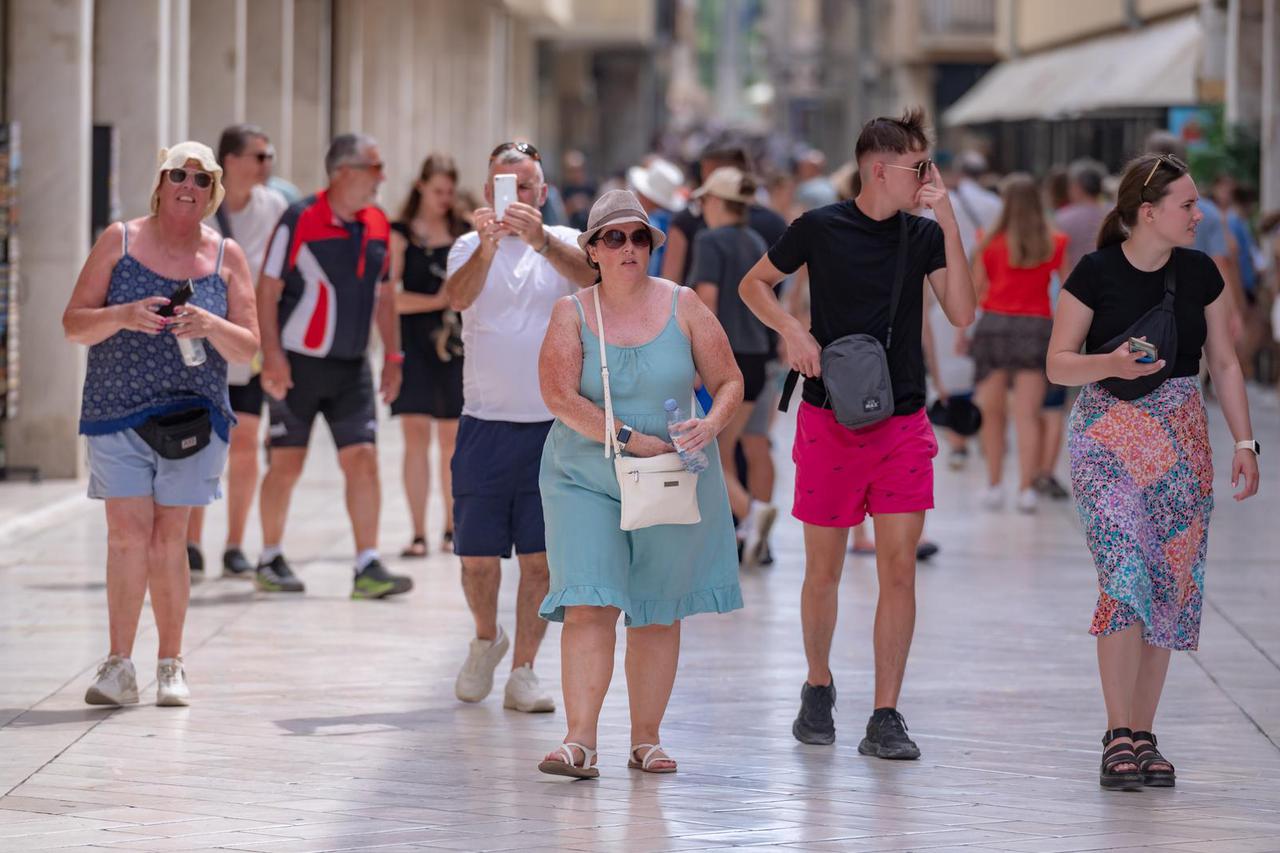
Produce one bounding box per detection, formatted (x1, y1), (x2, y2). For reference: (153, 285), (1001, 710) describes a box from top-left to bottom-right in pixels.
(87, 429), (228, 506)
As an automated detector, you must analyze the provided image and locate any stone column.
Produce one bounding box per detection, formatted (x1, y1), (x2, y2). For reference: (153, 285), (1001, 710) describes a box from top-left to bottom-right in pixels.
(93, 0), (172, 219)
(1262, 0), (1280, 211)
(188, 0), (246, 149)
(5, 0), (94, 478)
(170, 0), (190, 141)
(246, 0), (295, 176)
(290, 0), (331, 192)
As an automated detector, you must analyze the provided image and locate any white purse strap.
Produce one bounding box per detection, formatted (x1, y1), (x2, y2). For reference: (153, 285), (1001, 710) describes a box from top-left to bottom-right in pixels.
(587, 284), (696, 461)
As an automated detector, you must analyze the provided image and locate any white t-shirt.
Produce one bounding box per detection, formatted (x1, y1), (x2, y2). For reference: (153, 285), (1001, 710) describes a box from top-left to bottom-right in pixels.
(219, 184), (289, 283)
(446, 225), (582, 422)
(214, 185), (288, 385)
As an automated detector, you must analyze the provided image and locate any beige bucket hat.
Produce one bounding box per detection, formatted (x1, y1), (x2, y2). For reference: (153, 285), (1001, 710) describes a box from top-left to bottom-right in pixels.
(150, 141), (225, 219)
(577, 189), (667, 252)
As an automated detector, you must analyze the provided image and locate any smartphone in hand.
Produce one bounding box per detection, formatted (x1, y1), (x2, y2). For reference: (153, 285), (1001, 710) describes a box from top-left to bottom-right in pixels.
(158, 280), (196, 318)
(494, 174), (517, 221)
(1128, 337), (1157, 364)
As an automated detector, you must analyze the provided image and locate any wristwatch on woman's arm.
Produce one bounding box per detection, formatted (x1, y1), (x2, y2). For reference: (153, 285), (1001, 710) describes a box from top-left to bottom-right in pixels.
(616, 423), (633, 451)
(1235, 439), (1261, 456)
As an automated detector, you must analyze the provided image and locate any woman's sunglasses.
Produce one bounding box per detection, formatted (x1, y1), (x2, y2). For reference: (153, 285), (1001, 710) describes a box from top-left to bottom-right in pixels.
(596, 228), (652, 250)
(166, 168), (213, 189)
(489, 141), (541, 163)
(884, 159), (934, 182)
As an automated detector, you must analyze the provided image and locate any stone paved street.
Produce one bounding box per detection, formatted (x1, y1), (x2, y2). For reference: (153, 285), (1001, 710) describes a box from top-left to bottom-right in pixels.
(2, 394), (1278, 852)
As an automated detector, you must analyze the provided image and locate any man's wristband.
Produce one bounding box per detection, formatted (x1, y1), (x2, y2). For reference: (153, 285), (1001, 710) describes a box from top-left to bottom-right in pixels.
(384, 351), (405, 365)
(536, 229), (551, 255)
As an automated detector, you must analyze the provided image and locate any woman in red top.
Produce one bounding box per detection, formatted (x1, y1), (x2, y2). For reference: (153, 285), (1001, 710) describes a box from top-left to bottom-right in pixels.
(969, 174), (1069, 513)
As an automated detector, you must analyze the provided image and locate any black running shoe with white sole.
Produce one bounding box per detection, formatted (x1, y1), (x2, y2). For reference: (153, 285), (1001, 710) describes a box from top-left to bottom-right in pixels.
(255, 554), (305, 593)
(222, 548), (254, 579)
(858, 708), (921, 760)
(792, 680), (837, 745)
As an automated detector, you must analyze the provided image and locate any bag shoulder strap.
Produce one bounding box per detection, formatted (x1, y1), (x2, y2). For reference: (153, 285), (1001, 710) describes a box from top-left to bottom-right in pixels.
(591, 287), (616, 460)
(885, 212), (910, 350)
(1162, 251), (1177, 304)
(214, 204), (233, 239)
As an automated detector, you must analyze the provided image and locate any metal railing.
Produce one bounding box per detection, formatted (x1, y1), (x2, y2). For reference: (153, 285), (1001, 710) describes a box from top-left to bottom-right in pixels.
(920, 0), (996, 36)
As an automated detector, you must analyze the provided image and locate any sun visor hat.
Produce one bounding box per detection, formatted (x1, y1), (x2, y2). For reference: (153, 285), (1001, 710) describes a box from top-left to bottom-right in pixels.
(151, 141), (225, 219)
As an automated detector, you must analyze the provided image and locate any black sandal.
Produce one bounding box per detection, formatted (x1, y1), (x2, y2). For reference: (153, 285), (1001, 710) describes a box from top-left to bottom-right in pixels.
(399, 536), (428, 558)
(1131, 731), (1176, 787)
(1100, 728), (1144, 791)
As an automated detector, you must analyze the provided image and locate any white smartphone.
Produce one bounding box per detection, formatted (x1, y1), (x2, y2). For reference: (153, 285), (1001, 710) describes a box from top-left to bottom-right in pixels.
(493, 174), (517, 221)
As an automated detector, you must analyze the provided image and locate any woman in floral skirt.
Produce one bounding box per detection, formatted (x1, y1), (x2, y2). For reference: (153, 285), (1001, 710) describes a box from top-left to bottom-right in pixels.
(1047, 152), (1260, 791)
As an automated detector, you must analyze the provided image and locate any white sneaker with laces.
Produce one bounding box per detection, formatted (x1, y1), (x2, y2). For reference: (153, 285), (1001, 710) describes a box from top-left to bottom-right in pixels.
(504, 663), (556, 713)
(85, 655), (139, 706)
(455, 626), (510, 703)
(156, 657), (191, 706)
(740, 502), (777, 568)
(1016, 487), (1039, 514)
(979, 484), (1004, 510)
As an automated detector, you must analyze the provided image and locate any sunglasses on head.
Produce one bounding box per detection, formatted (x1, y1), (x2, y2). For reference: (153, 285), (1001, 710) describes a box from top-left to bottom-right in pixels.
(1142, 154), (1188, 189)
(489, 141), (541, 163)
(595, 227), (652, 250)
(166, 168), (213, 189)
(884, 159), (934, 182)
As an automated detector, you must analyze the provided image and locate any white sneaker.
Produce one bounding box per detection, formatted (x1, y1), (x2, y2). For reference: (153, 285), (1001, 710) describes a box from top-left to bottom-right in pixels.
(455, 626), (510, 703)
(503, 663), (556, 713)
(740, 502), (777, 568)
(947, 448), (968, 471)
(979, 484), (1004, 510)
(1016, 487), (1039, 514)
(84, 655), (139, 706)
(156, 657), (190, 706)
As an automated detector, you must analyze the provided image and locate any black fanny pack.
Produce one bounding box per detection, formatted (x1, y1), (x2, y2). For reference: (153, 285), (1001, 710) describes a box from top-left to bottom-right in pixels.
(133, 407), (212, 460)
(1098, 258), (1178, 401)
(780, 213), (909, 430)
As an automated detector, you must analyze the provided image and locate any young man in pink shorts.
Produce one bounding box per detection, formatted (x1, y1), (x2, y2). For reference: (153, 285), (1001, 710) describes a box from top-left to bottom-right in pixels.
(740, 109), (975, 758)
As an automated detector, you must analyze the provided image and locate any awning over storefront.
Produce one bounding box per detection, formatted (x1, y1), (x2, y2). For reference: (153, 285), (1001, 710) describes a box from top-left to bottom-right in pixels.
(943, 15), (1201, 126)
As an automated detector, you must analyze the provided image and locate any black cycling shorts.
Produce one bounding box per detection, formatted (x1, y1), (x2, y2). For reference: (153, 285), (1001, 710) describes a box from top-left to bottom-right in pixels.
(267, 353), (377, 449)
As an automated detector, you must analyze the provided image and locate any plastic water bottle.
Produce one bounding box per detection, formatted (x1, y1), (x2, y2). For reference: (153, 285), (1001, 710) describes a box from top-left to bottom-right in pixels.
(177, 337), (207, 367)
(664, 398), (709, 473)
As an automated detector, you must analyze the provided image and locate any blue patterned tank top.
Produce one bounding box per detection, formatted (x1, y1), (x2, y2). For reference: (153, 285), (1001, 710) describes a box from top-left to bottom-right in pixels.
(78, 225), (236, 441)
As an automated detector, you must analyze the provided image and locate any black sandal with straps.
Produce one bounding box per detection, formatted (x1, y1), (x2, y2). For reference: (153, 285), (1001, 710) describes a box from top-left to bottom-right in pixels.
(1100, 728), (1144, 791)
(1131, 731), (1176, 787)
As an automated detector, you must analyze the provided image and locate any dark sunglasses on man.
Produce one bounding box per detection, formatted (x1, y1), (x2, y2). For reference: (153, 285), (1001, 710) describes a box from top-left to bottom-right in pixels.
(255, 149), (275, 164)
(594, 228), (652, 250)
(489, 141), (541, 163)
(166, 168), (214, 189)
(884, 158), (935, 183)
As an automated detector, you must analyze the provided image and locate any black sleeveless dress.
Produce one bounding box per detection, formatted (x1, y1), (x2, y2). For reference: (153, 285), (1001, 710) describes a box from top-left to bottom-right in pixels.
(390, 222), (464, 418)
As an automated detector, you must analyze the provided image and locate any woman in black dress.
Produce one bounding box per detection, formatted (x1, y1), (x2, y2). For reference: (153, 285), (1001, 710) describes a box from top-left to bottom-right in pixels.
(391, 154), (468, 556)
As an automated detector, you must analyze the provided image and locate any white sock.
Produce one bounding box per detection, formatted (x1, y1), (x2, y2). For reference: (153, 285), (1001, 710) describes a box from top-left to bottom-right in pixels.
(355, 549), (379, 572)
(259, 545), (282, 565)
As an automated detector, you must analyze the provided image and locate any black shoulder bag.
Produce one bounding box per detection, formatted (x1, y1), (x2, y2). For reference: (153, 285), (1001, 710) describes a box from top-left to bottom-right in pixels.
(1098, 256), (1178, 401)
(779, 213), (909, 430)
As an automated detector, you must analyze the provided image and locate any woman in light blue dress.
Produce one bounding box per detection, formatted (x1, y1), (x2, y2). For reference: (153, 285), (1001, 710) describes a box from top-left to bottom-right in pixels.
(536, 190), (744, 778)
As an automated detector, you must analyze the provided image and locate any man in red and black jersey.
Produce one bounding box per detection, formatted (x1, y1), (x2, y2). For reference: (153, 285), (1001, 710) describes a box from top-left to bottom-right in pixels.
(254, 133), (412, 600)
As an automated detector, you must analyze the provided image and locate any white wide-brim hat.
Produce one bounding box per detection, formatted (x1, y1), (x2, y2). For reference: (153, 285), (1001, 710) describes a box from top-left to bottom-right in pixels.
(627, 157), (686, 212)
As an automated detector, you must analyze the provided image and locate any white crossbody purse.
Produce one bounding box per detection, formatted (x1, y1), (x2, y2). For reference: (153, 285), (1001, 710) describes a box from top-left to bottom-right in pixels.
(590, 286), (702, 532)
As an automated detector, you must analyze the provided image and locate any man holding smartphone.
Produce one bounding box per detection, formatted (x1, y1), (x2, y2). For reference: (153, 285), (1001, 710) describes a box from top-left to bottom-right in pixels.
(444, 141), (596, 713)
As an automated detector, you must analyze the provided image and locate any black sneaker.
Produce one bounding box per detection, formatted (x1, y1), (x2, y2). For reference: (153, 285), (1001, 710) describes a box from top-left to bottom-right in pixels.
(1035, 474), (1071, 500)
(759, 540), (775, 566)
(351, 559), (413, 600)
(221, 548), (254, 579)
(255, 554), (305, 593)
(187, 544), (205, 578)
(916, 541), (940, 561)
(792, 680), (837, 745)
(858, 708), (921, 760)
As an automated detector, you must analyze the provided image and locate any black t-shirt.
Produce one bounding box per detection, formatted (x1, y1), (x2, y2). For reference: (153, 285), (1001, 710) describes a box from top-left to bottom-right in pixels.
(671, 204), (787, 284)
(768, 200), (947, 415)
(1062, 244), (1225, 377)
(392, 222), (452, 350)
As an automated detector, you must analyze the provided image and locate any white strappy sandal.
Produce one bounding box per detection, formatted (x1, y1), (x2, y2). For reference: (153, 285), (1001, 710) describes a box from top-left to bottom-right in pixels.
(628, 743), (677, 774)
(538, 742), (599, 779)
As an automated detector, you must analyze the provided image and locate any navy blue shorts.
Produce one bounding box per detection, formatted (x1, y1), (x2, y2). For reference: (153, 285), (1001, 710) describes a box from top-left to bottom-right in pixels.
(451, 416), (552, 558)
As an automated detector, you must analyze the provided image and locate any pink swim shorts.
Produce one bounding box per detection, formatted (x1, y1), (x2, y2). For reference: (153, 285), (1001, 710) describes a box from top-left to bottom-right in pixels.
(792, 403), (938, 527)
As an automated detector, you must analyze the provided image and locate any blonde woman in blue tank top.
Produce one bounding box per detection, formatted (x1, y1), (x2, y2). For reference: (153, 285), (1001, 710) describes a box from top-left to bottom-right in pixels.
(64, 142), (260, 709)
(536, 190), (744, 778)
